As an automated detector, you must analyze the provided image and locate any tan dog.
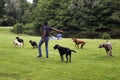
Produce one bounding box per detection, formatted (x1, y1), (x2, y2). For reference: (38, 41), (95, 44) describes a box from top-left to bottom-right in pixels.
(72, 38), (86, 49)
(99, 42), (112, 56)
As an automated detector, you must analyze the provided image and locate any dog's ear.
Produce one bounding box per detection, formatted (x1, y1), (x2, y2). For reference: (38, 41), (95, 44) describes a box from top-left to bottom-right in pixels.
(55, 44), (59, 46)
(99, 44), (103, 48)
(54, 44), (59, 49)
(53, 45), (57, 49)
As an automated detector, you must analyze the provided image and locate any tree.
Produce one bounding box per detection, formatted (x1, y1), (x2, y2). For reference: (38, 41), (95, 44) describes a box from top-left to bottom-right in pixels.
(0, 0), (5, 25)
(33, 0), (71, 31)
(20, 0), (33, 23)
(20, 0), (29, 16)
(22, 10), (32, 23)
(1, 0), (31, 25)
(68, 0), (101, 28)
(0, 0), (4, 17)
(4, 0), (22, 25)
(4, 0), (22, 20)
(33, 0), (38, 7)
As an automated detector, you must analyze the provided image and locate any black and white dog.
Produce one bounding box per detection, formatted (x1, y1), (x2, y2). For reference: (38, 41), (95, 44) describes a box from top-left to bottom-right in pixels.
(29, 40), (37, 48)
(13, 39), (23, 47)
(53, 44), (76, 62)
(16, 37), (24, 46)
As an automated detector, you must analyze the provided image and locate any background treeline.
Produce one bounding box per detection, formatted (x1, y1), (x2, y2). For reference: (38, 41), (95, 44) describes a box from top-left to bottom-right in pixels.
(0, 0), (120, 38)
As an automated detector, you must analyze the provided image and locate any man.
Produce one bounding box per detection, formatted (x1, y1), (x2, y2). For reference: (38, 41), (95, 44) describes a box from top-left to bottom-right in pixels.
(38, 21), (63, 58)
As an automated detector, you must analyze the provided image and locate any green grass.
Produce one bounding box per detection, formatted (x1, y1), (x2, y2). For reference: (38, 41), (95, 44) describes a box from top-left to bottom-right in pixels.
(0, 27), (120, 80)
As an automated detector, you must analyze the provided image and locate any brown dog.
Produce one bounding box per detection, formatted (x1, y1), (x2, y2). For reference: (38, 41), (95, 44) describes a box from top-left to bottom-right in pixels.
(99, 42), (112, 56)
(72, 38), (86, 49)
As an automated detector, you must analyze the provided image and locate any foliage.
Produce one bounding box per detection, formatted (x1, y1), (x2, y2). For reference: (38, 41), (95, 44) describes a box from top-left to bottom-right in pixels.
(32, 0), (120, 32)
(1, 0), (120, 38)
(0, 0), (32, 26)
(33, 0), (71, 29)
(0, 0), (4, 17)
(22, 10), (32, 23)
(12, 23), (23, 34)
(32, 0), (38, 7)
(23, 23), (36, 35)
(68, 0), (101, 27)
(0, 15), (16, 26)
(4, 0), (22, 22)
(101, 32), (111, 40)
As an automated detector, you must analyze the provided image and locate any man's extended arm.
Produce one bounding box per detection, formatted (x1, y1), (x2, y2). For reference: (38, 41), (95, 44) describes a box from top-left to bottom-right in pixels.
(51, 27), (63, 33)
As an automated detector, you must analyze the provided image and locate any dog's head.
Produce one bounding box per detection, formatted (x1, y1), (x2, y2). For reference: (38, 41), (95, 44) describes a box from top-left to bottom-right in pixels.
(53, 44), (60, 49)
(72, 38), (76, 40)
(72, 38), (77, 42)
(99, 43), (103, 48)
(29, 40), (32, 43)
(16, 37), (19, 39)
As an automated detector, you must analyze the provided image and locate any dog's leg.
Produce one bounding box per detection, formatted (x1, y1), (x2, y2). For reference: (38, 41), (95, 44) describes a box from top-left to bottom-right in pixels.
(36, 45), (38, 48)
(23, 41), (24, 46)
(66, 54), (69, 62)
(69, 54), (71, 62)
(77, 44), (79, 48)
(81, 43), (84, 49)
(106, 51), (109, 56)
(33, 46), (35, 48)
(60, 55), (64, 61)
(109, 50), (112, 56)
(75, 44), (77, 48)
(15, 43), (17, 47)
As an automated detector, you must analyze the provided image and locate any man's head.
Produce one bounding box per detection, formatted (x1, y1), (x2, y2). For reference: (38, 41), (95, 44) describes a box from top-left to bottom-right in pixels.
(44, 21), (48, 25)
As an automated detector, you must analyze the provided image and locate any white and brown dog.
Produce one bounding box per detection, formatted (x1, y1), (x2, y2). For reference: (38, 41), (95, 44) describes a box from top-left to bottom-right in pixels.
(13, 39), (23, 47)
(99, 42), (112, 56)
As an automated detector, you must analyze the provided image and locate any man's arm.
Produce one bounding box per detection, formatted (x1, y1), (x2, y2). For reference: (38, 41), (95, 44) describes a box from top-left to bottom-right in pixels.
(51, 27), (63, 33)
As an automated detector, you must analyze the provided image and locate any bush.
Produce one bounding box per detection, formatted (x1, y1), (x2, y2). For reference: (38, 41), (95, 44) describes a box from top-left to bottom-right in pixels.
(12, 23), (23, 34)
(33, 21), (42, 36)
(101, 32), (111, 40)
(23, 23), (36, 35)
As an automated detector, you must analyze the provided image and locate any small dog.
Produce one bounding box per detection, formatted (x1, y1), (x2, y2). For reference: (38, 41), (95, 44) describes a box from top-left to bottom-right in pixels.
(13, 39), (23, 47)
(99, 42), (112, 56)
(72, 38), (86, 49)
(53, 44), (76, 62)
(29, 40), (37, 48)
(16, 37), (24, 46)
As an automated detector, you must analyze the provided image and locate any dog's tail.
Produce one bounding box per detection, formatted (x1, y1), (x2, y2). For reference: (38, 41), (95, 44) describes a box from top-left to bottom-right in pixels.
(71, 50), (77, 53)
(36, 44), (38, 48)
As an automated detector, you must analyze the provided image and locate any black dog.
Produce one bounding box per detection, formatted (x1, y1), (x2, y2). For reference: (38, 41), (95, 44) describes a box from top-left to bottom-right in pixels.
(53, 44), (76, 62)
(16, 37), (24, 46)
(29, 40), (37, 48)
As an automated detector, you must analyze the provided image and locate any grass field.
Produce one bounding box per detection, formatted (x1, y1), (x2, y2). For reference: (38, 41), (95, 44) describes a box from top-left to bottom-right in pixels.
(0, 27), (120, 80)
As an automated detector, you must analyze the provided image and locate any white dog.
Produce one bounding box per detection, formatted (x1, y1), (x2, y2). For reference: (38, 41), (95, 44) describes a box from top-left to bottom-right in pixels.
(13, 39), (23, 47)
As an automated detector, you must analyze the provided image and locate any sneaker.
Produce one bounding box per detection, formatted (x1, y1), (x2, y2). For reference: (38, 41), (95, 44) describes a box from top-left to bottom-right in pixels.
(37, 55), (42, 58)
(46, 56), (49, 58)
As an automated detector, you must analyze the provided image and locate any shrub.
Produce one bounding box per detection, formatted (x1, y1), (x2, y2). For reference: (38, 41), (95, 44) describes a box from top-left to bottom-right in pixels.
(12, 23), (24, 34)
(23, 23), (36, 35)
(101, 32), (111, 41)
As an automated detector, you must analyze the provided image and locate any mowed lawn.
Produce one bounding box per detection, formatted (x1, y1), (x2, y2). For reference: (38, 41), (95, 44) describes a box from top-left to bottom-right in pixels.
(0, 27), (120, 80)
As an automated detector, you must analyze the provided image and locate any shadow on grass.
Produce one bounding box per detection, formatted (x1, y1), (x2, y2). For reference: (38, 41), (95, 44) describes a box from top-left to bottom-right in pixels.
(0, 72), (21, 79)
